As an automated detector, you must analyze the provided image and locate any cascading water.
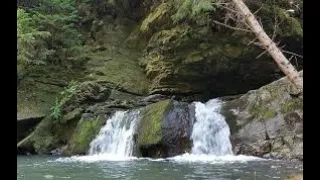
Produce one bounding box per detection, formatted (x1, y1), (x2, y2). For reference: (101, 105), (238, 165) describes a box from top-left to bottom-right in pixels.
(88, 110), (140, 157)
(57, 99), (260, 163)
(191, 99), (233, 156)
(168, 99), (261, 162)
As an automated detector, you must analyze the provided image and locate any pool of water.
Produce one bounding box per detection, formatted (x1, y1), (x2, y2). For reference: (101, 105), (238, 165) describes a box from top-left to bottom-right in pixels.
(17, 155), (303, 180)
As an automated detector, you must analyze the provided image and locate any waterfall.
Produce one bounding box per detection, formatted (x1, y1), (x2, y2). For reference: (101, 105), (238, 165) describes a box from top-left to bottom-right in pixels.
(57, 99), (261, 163)
(167, 99), (260, 162)
(88, 110), (140, 157)
(191, 99), (233, 156)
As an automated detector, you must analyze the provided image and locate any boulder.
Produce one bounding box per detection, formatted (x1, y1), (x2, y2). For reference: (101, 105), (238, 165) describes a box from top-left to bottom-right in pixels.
(63, 114), (106, 155)
(136, 99), (194, 157)
(221, 71), (303, 161)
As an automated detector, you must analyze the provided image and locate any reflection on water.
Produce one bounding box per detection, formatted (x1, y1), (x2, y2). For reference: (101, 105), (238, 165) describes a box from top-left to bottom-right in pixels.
(17, 155), (302, 180)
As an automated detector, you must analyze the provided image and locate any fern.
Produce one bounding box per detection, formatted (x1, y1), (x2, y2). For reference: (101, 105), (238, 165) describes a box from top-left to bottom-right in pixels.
(172, 0), (193, 23)
(192, 0), (215, 16)
(51, 98), (62, 120)
(171, 0), (218, 23)
(50, 80), (80, 120)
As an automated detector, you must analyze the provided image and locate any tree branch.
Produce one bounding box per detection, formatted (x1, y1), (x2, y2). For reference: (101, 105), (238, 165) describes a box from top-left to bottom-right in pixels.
(212, 20), (252, 33)
(282, 50), (303, 59)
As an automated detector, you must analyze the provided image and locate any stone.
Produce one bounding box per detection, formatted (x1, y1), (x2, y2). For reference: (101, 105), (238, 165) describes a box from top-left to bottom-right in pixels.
(222, 72), (303, 161)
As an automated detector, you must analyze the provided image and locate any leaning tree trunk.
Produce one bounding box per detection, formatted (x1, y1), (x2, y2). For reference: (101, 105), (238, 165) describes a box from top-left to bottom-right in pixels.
(232, 0), (303, 92)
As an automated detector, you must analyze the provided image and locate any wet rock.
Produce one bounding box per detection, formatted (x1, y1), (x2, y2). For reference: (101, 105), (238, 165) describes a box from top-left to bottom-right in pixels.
(161, 101), (194, 156)
(63, 81), (111, 112)
(50, 145), (68, 156)
(136, 99), (194, 158)
(222, 72), (303, 161)
(63, 115), (106, 155)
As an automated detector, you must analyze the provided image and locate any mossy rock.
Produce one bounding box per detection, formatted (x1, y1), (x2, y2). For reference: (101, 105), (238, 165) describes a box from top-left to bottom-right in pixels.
(136, 99), (173, 153)
(222, 72), (303, 161)
(18, 113), (80, 154)
(65, 115), (105, 155)
(140, 2), (173, 37)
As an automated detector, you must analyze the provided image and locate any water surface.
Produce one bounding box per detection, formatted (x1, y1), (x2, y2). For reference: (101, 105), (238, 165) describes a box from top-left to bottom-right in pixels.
(17, 155), (302, 180)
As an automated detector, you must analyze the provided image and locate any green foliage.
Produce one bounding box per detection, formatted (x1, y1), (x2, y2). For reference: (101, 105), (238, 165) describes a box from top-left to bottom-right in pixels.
(51, 98), (62, 120)
(17, 8), (53, 74)
(51, 80), (80, 120)
(192, 0), (216, 16)
(171, 0), (193, 23)
(171, 0), (217, 23)
(30, 0), (83, 63)
(17, 0), (84, 75)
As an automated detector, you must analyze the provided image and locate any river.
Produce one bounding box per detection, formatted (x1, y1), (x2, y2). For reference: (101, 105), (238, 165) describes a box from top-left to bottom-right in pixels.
(17, 155), (302, 180)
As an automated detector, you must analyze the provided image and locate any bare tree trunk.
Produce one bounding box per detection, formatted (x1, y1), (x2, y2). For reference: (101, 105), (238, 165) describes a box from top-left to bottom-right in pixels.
(231, 0), (303, 92)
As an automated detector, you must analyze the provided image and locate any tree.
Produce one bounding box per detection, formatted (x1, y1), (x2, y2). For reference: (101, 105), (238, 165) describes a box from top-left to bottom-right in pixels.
(17, 8), (53, 76)
(231, 0), (303, 92)
(30, 0), (83, 64)
(17, 0), (84, 76)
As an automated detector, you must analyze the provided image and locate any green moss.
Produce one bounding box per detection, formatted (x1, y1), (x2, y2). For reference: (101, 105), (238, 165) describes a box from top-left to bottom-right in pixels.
(184, 51), (204, 63)
(280, 98), (303, 114)
(277, 8), (303, 37)
(223, 45), (242, 58)
(30, 113), (79, 154)
(248, 102), (276, 120)
(17, 80), (62, 120)
(137, 99), (173, 147)
(30, 116), (54, 153)
(66, 115), (105, 155)
(140, 3), (172, 33)
(83, 47), (150, 95)
(263, 109), (277, 119)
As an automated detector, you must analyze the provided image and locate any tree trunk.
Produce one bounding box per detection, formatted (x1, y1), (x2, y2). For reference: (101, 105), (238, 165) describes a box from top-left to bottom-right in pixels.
(231, 0), (303, 92)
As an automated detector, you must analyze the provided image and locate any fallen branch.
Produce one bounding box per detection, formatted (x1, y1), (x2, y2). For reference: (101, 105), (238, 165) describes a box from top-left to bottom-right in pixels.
(212, 20), (252, 33)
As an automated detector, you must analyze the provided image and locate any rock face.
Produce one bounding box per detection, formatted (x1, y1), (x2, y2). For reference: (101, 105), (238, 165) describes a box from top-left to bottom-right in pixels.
(129, 0), (303, 97)
(136, 99), (194, 157)
(221, 72), (303, 161)
(17, 81), (171, 155)
(17, 117), (43, 143)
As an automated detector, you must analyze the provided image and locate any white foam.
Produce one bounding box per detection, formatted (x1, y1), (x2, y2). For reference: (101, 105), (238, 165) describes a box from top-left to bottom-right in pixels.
(56, 154), (138, 163)
(167, 153), (264, 163)
(56, 153), (264, 163)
